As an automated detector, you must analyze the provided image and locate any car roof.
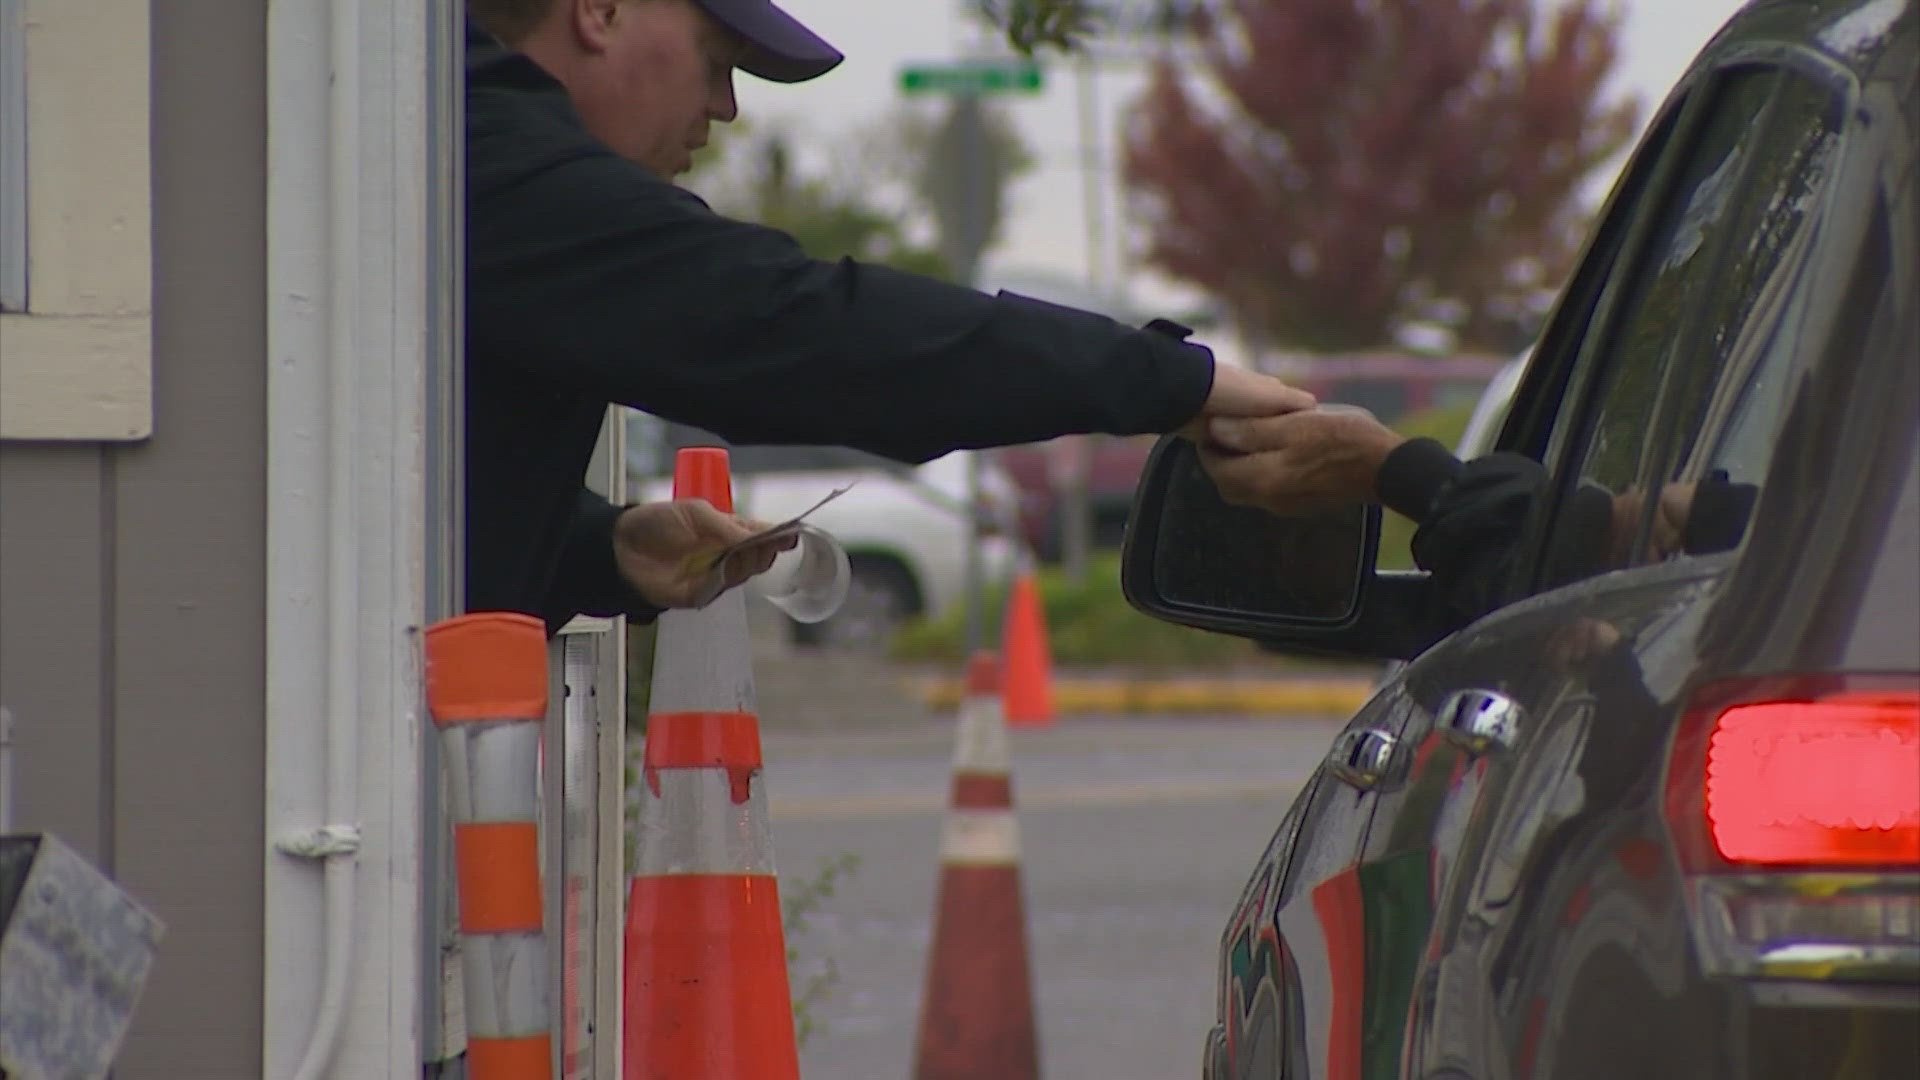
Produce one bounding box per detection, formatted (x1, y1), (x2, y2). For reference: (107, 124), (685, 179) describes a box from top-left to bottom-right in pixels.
(1715, 0), (1914, 70)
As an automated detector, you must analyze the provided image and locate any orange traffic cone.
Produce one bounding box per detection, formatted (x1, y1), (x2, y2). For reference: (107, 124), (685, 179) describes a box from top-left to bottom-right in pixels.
(913, 651), (1041, 1080)
(1001, 572), (1054, 727)
(623, 447), (799, 1080)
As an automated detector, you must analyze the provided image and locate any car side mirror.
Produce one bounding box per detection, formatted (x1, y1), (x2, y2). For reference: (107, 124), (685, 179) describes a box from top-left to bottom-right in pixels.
(1120, 435), (1442, 661)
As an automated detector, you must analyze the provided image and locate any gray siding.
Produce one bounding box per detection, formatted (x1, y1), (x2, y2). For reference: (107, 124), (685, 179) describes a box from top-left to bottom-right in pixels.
(0, 1), (267, 1075)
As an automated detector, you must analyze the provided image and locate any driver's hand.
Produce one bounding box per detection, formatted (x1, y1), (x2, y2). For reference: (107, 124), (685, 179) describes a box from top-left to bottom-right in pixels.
(1607, 483), (1698, 565)
(1197, 407), (1407, 517)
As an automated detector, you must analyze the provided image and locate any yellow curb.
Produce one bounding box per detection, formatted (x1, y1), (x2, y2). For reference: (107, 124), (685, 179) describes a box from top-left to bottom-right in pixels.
(914, 678), (1373, 716)
(773, 777), (1288, 820)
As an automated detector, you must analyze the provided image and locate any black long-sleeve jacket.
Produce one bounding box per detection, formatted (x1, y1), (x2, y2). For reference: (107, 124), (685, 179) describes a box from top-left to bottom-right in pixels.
(464, 24), (1215, 631)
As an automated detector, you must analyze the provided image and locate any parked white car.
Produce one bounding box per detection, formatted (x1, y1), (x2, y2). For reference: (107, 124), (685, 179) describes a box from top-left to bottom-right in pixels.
(624, 411), (1022, 649)
(1454, 351), (1530, 458)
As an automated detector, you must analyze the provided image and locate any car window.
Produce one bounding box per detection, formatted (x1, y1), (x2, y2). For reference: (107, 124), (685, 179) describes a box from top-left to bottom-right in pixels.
(1533, 68), (1788, 588)
(1655, 75), (1862, 564)
(1703, 198), (1888, 490)
(1498, 98), (1684, 463)
(1660, 78), (1844, 471)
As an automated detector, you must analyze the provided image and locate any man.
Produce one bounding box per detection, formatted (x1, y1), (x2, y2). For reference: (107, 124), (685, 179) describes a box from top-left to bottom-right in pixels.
(1199, 408), (1758, 629)
(464, 0), (1314, 631)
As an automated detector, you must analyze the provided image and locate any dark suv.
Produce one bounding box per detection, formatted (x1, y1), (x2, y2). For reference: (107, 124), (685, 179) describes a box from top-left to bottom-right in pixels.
(1122, 1), (1918, 1077)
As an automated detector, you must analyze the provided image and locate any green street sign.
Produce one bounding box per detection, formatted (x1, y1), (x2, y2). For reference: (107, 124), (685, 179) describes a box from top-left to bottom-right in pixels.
(899, 60), (1044, 96)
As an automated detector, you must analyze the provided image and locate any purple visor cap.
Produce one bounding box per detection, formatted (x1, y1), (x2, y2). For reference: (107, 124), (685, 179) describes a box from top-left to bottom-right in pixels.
(696, 0), (844, 83)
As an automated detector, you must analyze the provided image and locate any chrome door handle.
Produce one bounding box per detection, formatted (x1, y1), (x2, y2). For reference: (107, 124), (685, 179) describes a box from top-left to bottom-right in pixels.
(1329, 726), (1400, 791)
(1439, 689), (1524, 754)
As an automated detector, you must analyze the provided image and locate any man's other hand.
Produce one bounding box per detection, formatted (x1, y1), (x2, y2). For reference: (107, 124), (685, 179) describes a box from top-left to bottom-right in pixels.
(1607, 482), (1699, 566)
(1198, 407), (1406, 517)
(1181, 363), (1316, 438)
(613, 499), (794, 609)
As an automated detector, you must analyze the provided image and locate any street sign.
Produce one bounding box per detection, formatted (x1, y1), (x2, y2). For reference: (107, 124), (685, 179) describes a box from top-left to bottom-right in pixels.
(899, 60), (1044, 95)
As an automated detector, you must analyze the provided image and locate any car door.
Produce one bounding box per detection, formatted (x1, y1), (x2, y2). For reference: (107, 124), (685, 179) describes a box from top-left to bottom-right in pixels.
(1213, 685), (1418, 1080)
(1323, 48), (1859, 1080)
(1202, 55), (1707, 1080)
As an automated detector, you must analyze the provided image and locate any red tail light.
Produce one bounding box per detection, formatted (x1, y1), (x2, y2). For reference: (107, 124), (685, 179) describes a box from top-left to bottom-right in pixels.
(1665, 678), (1920, 983)
(1704, 693), (1920, 866)
(1669, 682), (1920, 871)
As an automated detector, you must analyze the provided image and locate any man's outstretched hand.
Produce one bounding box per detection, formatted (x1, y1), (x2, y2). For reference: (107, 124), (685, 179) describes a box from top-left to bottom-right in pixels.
(613, 499), (796, 609)
(1183, 362), (1318, 440)
(1198, 407), (1407, 517)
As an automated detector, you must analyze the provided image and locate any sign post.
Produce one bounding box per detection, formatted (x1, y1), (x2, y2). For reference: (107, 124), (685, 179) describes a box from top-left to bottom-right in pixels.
(899, 57), (1045, 655)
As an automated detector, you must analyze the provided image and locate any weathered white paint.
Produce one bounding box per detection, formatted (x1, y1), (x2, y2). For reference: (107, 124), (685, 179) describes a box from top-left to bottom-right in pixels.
(264, 0), (431, 1076)
(0, 0), (152, 440)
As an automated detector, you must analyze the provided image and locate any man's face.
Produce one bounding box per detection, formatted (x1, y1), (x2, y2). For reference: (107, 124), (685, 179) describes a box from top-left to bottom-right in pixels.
(574, 0), (745, 176)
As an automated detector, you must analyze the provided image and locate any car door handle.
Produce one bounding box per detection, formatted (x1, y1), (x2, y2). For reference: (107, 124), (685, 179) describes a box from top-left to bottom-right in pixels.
(1439, 689), (1524, 754)
(1328, 726), (1400, 791)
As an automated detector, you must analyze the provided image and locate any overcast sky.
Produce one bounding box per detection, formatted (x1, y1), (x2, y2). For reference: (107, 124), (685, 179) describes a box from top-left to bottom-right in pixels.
(733, 0), (1753, 312)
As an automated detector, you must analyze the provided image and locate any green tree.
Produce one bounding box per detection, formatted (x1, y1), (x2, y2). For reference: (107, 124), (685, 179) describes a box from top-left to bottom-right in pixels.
(687, 122), (952, 277)
(685, 109), (1035, 282)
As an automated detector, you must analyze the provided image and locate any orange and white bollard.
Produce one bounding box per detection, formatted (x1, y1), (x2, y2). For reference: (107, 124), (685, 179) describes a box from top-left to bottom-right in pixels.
(424, 612), (554, 1080)
(624, 447), (800, 1080)
(913, 650), (1041, 1080)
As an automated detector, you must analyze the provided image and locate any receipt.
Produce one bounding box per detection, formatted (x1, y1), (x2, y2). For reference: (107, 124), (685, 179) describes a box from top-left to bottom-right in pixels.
(688, 483), (857, 612)
(703, 482), (856, 572)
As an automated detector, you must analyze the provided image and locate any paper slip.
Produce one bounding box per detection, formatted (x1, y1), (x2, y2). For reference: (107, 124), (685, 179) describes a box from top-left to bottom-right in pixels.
(703, 482), (857, 571)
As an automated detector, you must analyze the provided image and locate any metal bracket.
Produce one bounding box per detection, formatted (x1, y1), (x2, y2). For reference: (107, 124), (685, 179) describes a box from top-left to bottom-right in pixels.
(273, 825), (363, 859)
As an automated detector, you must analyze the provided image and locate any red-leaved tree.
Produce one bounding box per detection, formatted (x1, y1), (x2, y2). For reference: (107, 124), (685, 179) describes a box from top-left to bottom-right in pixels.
(1122, 0), (1639, 353)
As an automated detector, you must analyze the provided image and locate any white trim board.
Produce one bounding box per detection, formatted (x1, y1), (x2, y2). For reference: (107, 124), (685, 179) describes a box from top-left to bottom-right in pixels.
(263, 0), (432, 1075)
(0, 0), (152, 440)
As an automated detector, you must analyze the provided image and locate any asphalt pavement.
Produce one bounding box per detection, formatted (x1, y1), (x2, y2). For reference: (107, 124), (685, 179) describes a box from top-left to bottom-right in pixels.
(761, 713), (1345, 1080)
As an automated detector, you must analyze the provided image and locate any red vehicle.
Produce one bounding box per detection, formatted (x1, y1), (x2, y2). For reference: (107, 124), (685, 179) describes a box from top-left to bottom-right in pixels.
(994, 434), (1158, 563)
(1276, 353), (1511, 426)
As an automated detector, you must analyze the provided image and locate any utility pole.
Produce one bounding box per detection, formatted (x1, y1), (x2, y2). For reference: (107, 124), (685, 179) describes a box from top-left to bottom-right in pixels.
(1057, 57), (1108, 585)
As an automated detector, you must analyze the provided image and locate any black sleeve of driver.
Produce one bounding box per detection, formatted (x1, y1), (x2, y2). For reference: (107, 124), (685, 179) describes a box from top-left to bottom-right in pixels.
(1409, 452), (1550, 630)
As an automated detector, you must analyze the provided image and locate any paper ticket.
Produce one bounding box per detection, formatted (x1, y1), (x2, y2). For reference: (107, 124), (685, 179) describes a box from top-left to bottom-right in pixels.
(704, 482), (856, 571)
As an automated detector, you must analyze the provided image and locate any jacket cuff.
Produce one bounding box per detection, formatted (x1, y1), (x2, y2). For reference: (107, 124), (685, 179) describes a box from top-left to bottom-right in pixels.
(1376, 437), (1466, 524)
(548, 495), (664, 634)
(1138, 317), (1218, 433)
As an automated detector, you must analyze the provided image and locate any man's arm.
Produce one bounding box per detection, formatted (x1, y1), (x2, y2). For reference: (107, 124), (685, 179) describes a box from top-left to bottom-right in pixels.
(467, 90), (1307, 463)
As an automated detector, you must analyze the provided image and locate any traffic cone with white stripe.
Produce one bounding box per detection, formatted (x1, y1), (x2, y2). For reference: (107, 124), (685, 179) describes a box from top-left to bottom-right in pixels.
(913, 651), (1041, 1080)
(623, 447), (799, 1080)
